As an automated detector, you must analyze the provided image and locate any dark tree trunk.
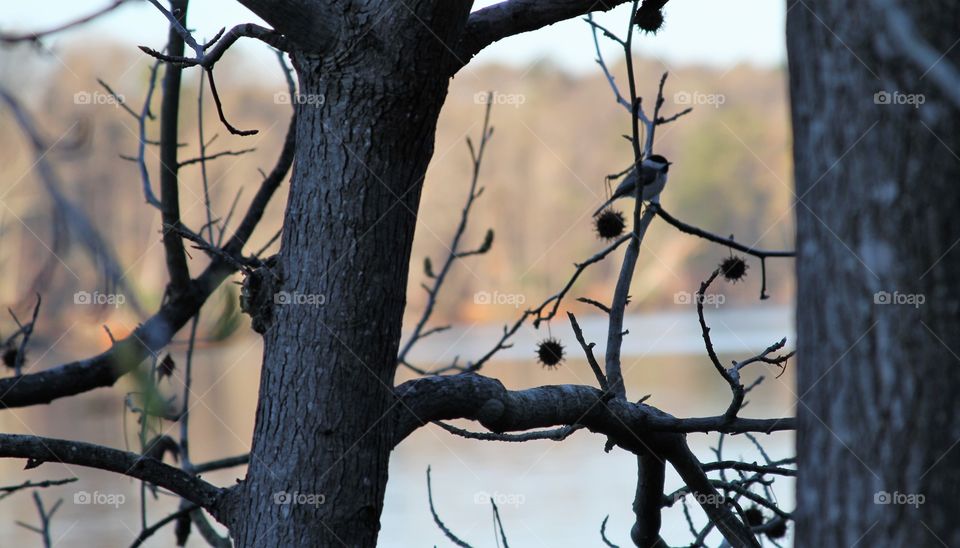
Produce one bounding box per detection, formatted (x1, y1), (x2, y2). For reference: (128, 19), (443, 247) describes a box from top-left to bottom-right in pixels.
(788, 2), (960, 546)
(223, 3), (471, 545)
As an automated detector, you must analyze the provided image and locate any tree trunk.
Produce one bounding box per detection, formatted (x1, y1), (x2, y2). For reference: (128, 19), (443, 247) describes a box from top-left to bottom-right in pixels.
(223, 3), (471, 545)
(788, 2), (960, 545)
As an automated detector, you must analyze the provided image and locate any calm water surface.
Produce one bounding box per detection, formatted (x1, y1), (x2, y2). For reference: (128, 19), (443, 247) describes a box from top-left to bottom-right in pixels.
(0, 307), (795, 546)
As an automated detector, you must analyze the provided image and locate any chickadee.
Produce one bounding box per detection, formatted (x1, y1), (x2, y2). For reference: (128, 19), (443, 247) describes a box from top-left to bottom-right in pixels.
(593, 154), (671, 216)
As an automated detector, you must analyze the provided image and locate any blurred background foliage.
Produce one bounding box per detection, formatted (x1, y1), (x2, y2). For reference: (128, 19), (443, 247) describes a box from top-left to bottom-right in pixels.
(0, 40), (793, 351)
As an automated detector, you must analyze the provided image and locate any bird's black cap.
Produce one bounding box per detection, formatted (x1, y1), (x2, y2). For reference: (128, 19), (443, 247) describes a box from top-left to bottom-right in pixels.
(647, 154), (670, 165)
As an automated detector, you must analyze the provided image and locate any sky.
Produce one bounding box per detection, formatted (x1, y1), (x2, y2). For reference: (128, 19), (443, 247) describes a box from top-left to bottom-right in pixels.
(0, 0), (786, 73)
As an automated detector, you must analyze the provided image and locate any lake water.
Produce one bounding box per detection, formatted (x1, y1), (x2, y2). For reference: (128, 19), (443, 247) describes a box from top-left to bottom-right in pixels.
(0, 306), (795, 547)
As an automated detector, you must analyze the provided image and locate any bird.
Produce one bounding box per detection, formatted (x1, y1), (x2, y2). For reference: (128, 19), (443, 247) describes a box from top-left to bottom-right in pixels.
(593, 154), (671, 216)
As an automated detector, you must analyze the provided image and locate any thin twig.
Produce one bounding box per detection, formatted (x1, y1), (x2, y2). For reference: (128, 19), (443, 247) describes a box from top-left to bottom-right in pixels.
(567, 312), (609, 392)
(599, 515), (620, 547)
(0, 477), (76, 501)
(426, 467), (472, 548)
(129, 503), (200, 548)
(8, 294), (41, 376)
(399, 96), (495, 373)
(0, 0), (130, 43)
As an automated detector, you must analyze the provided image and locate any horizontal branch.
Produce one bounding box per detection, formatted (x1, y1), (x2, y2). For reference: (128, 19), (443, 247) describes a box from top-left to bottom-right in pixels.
(0, 477), (76, 501)
(701, 460), (795, 477)
(234, 0), (337, 54)
(455, 0), (632, 68)
(0, 434), (223, 515)
(655, 206), (794, 259)
(193, 453), (249, 474)
(140, 23), (288, 69)
(393, 374), (794, 447)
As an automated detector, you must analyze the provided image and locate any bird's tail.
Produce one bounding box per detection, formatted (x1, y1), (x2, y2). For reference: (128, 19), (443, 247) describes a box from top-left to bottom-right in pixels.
(593, 197), (616, 217)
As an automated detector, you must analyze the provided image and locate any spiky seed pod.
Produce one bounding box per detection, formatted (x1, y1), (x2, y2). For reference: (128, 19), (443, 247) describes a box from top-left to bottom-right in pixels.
(765, 519), (788, 539)
(2, 347), (18, 369)
(595, 209), (626, 240)
(720, 255), (749, 283)
(633, 1), (666, 34)
(536, 338), (565, 368)
(744, 507), (764, 527)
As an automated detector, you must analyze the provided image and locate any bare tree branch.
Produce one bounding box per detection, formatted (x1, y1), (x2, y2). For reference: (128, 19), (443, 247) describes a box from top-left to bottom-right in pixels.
(426, 467), (472, 548)
(129, 502), (199, 548)
(0, 53), (296, 409)
(399, 96), (495, 374)
(393, 374), (794, 445)
(0, 434), (224, 514)
(158, 0), (192, 292)
(633, 452), (667, 547)
(193, 454), (249, 474)
(233, 0), (337, 54)
(0, 264), (225, 408)
(567, 312), (609, 392)
(0, 0), (130, 43)
(15, 492), (61, 548)
(140, 23), (289, 68)
(0, 477), (76, 501)
(654, 206), (794, 259)
(455, 0), (642, 67)
(600, 515), (620, 547)
(663, 440), (761, 547)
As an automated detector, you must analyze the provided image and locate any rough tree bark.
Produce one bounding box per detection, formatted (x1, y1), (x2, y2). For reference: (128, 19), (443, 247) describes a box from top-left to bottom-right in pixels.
(1, 1), (796, 546)
(788, 1), (960, 545)
(222, 3), (473, 546)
